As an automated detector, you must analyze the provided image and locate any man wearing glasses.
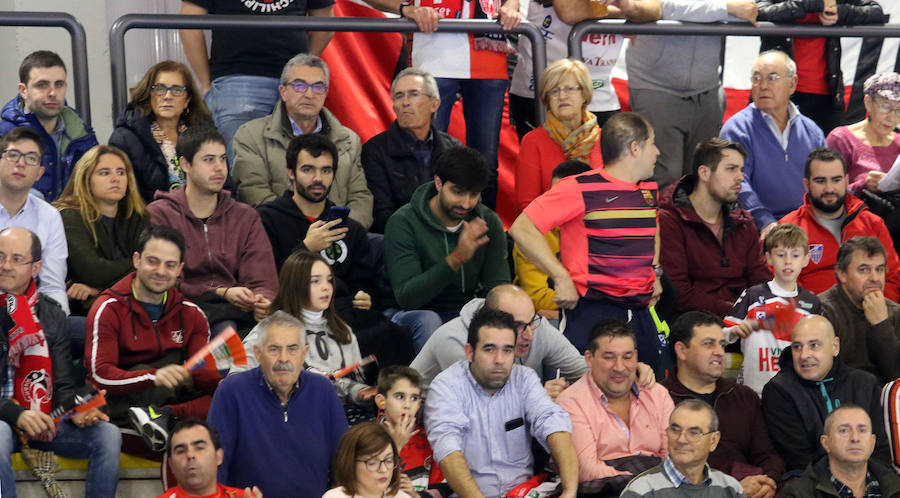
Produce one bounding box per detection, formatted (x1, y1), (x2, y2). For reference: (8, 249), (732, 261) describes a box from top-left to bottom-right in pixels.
(0, 127), (69, 314)
(557, 320), (673, 496)
(232, 53), (374, 229)
(621, 399), (745, 497)
(720, 50), (826, 237)
(0, 50), (97, 202)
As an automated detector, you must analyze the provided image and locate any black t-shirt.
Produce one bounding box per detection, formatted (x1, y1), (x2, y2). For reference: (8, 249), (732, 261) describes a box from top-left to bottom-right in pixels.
(185, 0), (335, 80)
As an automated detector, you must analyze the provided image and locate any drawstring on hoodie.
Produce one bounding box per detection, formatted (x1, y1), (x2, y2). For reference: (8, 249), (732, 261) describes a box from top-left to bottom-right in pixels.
(816, 377), (839, 413)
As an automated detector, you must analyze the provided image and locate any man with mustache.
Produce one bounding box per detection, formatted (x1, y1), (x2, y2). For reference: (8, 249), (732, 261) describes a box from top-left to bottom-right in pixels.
(659, 137), (769, 316)
(207, 311), (348, 497)
(761, 315), (891, 475)
(780, 147), (900, 301)
(148, 126), (278, 335)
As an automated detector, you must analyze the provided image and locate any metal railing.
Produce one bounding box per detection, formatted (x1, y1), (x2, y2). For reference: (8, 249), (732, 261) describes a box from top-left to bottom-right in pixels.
(109, 14), (548, 122)
(0, 11), (91, 124)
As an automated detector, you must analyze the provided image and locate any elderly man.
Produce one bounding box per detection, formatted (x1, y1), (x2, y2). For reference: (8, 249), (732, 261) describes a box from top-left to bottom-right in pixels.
(620, 399), (745, 497)
(232, 53), (373, 228)
(207, 310), (348, 497)
(664, 311), (783, 498)
(720, 50), (826, 235)
(761, 315), (891, 475)
(362, 68), (460, 234)
(781, 405), (900, 498)
(0, 227), (120, 498)
(425, 307), (578, 497)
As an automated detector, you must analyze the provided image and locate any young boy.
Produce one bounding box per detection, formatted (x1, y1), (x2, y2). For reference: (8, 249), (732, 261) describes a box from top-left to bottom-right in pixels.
(724, 223), (822, 395)
(375, 366), (447, 497)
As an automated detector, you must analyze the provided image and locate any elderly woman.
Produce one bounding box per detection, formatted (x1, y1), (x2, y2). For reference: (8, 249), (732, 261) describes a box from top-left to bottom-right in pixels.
(826, 72), (900, 193)
(109, 60), (213, 203)
(515, 59), (604, 211)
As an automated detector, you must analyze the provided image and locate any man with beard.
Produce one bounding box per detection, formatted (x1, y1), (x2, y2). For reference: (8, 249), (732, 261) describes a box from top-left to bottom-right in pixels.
(659, 138), (770, 316)
(383, 146), (510, 351)
(780, 147), (900, 301)
(149, 126), (278, 335)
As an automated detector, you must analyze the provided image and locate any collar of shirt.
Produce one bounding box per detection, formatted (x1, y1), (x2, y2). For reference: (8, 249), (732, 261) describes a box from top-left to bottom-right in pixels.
(588, 371), (641, 407)
(289, 114), (323, 136)
(828, 469), (881, 498)
(259, 368), (300, 401)
(663, 456), (712, 488)
(756, 101), (800, 151)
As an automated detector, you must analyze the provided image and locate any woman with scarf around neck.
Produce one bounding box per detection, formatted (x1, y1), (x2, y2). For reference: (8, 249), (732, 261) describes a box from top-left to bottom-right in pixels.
(515, 59), (604, 212)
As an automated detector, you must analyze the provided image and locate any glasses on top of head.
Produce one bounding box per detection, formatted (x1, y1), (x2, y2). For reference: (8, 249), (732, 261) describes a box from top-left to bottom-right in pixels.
(357, 455), (399, 472)
(1, 149), (41, 167)
(285, 79), (328, 95)
(150, 84), (188, 97)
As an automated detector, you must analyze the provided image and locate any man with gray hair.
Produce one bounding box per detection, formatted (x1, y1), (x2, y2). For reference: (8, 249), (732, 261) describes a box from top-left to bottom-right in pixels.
(232, 53), (374, 228)
(720, 50), (826, 236)
(207, 310), (349, 497)
(362, 67), (460, 233)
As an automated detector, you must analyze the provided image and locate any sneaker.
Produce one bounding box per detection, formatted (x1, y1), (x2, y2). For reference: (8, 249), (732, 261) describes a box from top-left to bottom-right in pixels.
(128, 405), (170, 452)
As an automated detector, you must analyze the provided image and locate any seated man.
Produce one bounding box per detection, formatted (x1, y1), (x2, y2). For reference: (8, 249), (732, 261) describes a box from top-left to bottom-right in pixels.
(664, 311), (783, 497)
(782, 404), (900, 498)
(425, 307), (578, 497)
(820, 236), (900, 384)
(0, 50), (97, 201)
(208, 311), (348, 497)
(149, 126), (278, 334)
(659, 137), (769, 316)
(362, 67), (460, 234)
(159, 418), (261, 498)
(232, 53), (373, 228)
(761, 315), (891, 475)
(86, 226), (219, 451)
(621, 399), (745, 497)
(384, 146), (510, 351)
(557, 320), (673, 494)
(0, 227), (119, 498)
(720, 50), (825, 234)
(781, 147), (900, 300)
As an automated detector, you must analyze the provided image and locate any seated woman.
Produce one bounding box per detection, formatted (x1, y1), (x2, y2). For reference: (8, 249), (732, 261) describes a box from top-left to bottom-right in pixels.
(827, 72), (900, 193)
(54, 144), (150, 315)
(515, 59), (603, 211)
(324, 422), (415, 498)
(109, 60), (213, 203)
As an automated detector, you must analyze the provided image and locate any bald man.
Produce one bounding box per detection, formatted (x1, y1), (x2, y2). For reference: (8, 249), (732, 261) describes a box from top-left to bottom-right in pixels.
(761, 315), (891, 475)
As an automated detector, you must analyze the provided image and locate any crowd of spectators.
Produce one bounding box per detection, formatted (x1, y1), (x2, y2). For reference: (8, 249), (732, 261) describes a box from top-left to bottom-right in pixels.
(1, 0), (900, 496)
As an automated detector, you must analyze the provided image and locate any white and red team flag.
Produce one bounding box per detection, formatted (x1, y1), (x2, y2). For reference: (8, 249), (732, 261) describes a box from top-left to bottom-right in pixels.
(184, 328), (248, 373)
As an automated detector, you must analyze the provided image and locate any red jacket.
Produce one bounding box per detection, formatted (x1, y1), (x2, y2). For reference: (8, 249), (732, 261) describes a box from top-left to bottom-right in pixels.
(779, 192), (900, 301)
(85, 273), (220, 396)
(659, 176), (770, 317)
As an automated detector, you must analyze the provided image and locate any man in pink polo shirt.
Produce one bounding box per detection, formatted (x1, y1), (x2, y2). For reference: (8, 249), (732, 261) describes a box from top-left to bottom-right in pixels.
(557, 319), (674, 495)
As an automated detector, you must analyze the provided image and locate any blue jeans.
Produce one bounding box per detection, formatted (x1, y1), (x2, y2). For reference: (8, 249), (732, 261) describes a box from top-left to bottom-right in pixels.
(204, 74), (282, 163)
(0, 419), (121, 498)
(385, 309), (456, 353)
(433, 78), (508, 210)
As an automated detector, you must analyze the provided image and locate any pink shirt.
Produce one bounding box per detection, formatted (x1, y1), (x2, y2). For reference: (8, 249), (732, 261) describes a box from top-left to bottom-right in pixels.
(826, 126), (900, 194)
(557, 372), (673, 482)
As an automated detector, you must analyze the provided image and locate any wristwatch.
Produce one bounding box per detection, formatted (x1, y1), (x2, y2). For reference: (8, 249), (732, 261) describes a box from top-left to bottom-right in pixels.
(399, 1), (412, 17)
(653, 264), (664, 278)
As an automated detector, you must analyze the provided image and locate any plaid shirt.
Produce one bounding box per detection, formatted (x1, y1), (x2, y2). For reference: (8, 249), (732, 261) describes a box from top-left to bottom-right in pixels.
(829, 471), (882, 498)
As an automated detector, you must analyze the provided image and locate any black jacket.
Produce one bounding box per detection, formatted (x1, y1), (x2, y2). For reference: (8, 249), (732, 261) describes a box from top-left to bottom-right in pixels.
(108, 106), (170, 204)
(256, 192), (379, 310)
(0, 295), (73, 427)
(361, 121), (460, 234)
(782, 455), (900, 497)
(761, 348), (891, 475)
(757, 0), (889, 110)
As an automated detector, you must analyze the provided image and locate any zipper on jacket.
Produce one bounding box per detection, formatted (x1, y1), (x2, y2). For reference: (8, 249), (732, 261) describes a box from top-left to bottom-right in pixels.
(202, 222), (216, 288)
(152, 321), (163, 358)
(283, 403), (288, 422)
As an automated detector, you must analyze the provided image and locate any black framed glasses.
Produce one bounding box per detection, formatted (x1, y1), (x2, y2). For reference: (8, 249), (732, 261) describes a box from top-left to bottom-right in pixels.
(513, 314), (541, 333)
(357, 455), (399, 472)
(150, 84), (188, 97)
(285, 79), (327, 95)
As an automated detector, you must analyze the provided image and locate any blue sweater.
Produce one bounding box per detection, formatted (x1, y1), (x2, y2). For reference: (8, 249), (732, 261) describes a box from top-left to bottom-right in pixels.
(207, 368), (349, 498)
(720, 104), (825, 229)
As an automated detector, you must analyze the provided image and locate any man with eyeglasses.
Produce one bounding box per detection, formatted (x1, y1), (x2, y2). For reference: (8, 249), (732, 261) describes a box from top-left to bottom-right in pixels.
(361, 67), (460, 234)
(557, 319), (673, 495)
(761, 315), (891, 476)
(621, 399), (745, 497)
(232, 53), (374, 229)
(0, 50), (97, 202)
(781, 405), (900, 498)
(663, 311), (783, 498)
(0, 127), (69, 315)
(720, 50), (826, 238)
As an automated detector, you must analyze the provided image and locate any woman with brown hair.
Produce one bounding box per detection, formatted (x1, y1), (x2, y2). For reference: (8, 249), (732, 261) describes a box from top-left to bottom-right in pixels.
(324, 422), (414, 498)
(109, 60), (213, 202)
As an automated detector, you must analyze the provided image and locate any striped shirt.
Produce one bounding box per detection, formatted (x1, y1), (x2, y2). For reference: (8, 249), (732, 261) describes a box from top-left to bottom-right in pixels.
(524, 168), (658, 306)
(620, 457), (746, 498)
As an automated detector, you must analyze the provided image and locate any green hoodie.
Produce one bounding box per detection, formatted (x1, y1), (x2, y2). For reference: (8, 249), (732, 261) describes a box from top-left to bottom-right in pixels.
(384, 181), (510, 312)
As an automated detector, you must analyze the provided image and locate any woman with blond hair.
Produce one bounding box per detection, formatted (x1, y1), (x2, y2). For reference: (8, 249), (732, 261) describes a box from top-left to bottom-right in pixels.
(515, 59), (604, 211)
(55, 144), (149, 313)
(109, 60), (213, 202)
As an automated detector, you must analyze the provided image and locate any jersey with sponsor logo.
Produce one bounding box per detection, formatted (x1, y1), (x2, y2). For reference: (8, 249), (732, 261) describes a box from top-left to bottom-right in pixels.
(524, 168), (657, 306)
(724, 280), (821, 395)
